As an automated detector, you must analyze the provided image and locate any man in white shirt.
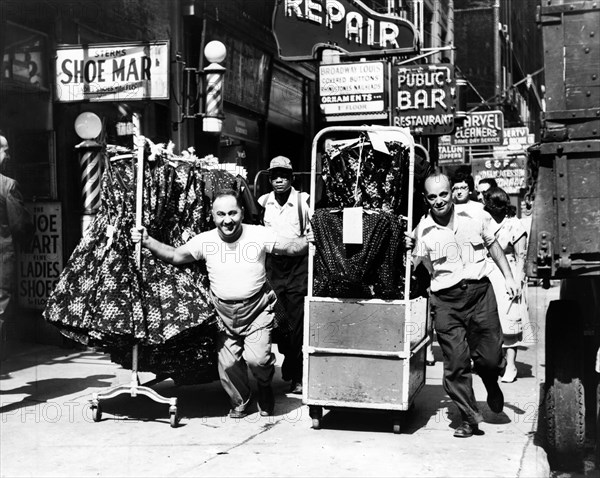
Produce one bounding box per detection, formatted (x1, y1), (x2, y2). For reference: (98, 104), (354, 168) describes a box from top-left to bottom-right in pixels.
(258, 156), (311, 395)
(405, 172), (518, 438)
(132, 189), (308, 419)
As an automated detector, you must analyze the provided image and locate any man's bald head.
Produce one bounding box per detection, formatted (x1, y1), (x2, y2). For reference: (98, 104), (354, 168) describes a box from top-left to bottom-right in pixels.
(424, 172), (451, 194)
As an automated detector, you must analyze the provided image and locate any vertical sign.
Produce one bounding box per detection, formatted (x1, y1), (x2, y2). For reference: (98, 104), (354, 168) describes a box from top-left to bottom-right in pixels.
(17, 202), (63, 310)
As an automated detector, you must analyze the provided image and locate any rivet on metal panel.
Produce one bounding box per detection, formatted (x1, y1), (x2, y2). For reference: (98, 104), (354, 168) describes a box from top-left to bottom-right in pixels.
(585, 47), (590, 53)
(560, 196), (565, 201)
(559, 172), (564, 177)
(562, 246), (567, 252)
(593, 74), (598, 80)
(561, 222), (566, 227)
(587, 91), (592, 96)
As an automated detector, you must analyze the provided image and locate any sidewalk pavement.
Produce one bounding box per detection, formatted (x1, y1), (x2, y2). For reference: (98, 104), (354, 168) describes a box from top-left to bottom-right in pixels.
(0, 284), (558, 478)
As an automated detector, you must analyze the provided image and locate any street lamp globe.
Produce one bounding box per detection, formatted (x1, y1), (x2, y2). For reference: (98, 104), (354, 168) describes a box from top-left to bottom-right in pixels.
(204, 40), (226, 63)
(74, 112), (102, 140)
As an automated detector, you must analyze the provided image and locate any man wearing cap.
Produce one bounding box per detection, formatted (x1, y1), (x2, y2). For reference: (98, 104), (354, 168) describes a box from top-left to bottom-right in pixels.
(258, 156), (311, 394)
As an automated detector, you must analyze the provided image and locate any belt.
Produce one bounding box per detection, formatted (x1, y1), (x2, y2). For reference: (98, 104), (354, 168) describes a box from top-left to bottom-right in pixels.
(434, 277), (489, 295)
(212, 284), (267, 305)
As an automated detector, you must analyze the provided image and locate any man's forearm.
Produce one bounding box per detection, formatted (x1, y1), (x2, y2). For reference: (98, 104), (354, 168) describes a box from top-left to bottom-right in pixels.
(143, 235), (179, 264)
(274, 235), (308, 256)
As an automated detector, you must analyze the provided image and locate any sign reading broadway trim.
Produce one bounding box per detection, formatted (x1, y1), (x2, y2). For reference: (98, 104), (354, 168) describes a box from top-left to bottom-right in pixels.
(392, 64), (455, 135)
(55, 41), (169, 102)
(319, 61), (385, 116)
(272, 0), (419, 61)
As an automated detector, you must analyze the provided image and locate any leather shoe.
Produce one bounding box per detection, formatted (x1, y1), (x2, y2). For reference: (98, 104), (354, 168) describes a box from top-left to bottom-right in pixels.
(453, 421), (479, 438)
(486, 380), (504, 413)
(258, 385), (274, 417)
(229, 408), (248, 419)
(289, 382), (303, 395)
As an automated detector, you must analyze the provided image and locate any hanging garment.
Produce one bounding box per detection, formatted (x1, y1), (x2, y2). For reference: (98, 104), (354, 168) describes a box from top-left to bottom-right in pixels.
(321, 138), (410, 215)
(311, 208), (405, 300)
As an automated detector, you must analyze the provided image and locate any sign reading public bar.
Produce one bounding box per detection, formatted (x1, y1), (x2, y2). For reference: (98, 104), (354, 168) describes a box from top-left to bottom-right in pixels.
(451, 110), (504, 146)
(55, 41), (169, 102)
(272, 0), (419, 61)
(319, 61), (386, 119)
(392, 64), (455, 135)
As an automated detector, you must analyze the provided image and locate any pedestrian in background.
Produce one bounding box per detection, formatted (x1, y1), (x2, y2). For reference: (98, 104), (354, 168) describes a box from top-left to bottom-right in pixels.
(0, 130), (34, 361)
(476, 178), (498, 203)
(258, 156), (311, 395)
(405, 172), (518, 438)
(131, 189), (309, 418)
(483, 186), (528, 383)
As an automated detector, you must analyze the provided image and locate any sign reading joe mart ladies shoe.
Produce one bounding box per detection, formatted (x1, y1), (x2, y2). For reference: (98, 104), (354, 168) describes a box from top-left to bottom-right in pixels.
(391, 64), (456, 136)
(54, 41), (169, 102)
(272, 0), (419, 61)
(319, 61), (387, 120)
(451, 110), (504, 146)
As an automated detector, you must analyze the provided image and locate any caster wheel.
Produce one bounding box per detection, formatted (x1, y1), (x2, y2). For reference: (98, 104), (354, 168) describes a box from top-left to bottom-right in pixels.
(91, 404), (102, 422)
(392, 421), (401, 434)
(312, 418), (321, 430)
(170, 408), (179, 428)
(309, 405), (323, 430)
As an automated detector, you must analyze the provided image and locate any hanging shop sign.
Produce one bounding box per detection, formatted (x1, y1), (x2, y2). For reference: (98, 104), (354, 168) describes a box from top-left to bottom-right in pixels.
(451, 110), (504, 146)
(391, 64), (455, 135)
(471, 157), (527, 195)
(438, 135), (465, 165)
(17, 202), (63, 310)
(319, 61), (386, 120)
(492, 126), (535, 159)
(54, 41), (169, 102)
(272, 0), (419, 61)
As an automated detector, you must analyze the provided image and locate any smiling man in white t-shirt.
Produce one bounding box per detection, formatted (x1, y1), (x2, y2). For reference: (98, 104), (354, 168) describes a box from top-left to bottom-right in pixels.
(132, 188), (308, 419)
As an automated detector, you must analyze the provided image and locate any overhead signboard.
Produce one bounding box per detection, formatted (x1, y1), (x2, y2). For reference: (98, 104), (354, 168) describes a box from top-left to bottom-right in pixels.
(471, 157), (527, 195)
(492, 126), (535, 158)
(392, 64), (455, 135)
(319, 61), (386, 119)
(272, 0), (419, 61)
(451, 110), (504, 146)
(55, 41), (169, 102)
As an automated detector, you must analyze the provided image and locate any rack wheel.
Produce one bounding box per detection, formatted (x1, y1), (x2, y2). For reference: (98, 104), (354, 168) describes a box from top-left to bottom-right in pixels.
(169, 408), (179, 428)
(392, 420), (402, 434)
(392, 412), (404, 434)
(309, 406), (322, 430)
(91, 404), (102, 422)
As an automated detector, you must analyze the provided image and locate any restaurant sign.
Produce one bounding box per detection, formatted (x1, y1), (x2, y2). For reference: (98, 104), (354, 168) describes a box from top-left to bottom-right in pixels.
(319, 61), (386, 119)
(55, 41), (169, 102)
(451, 110), (504, 146)
(272, 0), (419, 61)
(392, 64), (455, 135)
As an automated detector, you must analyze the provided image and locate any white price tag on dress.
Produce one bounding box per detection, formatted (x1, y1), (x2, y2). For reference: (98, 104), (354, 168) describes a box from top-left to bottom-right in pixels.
(343, 207), (363, 244)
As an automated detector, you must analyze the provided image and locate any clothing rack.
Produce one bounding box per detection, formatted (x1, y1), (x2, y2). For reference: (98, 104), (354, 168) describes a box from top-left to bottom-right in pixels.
(89, 115), (179, 427)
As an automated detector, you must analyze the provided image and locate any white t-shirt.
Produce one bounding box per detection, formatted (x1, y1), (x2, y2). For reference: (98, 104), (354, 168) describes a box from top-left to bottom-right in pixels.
(183, 225), (277, 300)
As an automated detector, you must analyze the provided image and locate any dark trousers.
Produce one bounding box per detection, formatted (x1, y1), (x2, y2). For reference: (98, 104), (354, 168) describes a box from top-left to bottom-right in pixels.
(266, 253), (308, 383)
(430, 279), (505, 424)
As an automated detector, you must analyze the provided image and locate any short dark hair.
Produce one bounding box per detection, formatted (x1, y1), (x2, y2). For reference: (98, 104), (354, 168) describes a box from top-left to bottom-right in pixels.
(483, 186), (516, 217)
(450, 168), (474, 191)
(478, 178), (498, 188)
(0, 129), (6, 139)
(213, 188), (243, 209)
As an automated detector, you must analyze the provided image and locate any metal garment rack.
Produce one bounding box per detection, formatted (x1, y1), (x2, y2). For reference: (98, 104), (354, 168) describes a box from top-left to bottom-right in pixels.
(89, 116), (179, 427)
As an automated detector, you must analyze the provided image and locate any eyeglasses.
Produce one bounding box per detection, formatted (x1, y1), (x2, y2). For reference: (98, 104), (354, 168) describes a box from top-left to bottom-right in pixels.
(452, 185), (469, 191)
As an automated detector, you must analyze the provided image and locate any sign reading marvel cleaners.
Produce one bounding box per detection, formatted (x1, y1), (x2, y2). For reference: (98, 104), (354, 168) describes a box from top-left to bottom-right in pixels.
(55, 41), (169, 102)
(392, 64), (455, 135)
(452, 110), (504, 146)
(319, 61), (386, 118)
(272, 0), (418, 61)
(17, 202), (63, 310)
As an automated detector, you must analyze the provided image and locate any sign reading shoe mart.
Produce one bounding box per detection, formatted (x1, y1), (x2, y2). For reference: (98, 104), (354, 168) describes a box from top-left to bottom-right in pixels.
(54, 41), (169, 102)
(272, 0), (419, 61)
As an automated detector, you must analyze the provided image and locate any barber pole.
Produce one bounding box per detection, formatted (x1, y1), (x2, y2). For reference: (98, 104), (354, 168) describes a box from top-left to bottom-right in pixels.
(75, 141), (103, 234)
